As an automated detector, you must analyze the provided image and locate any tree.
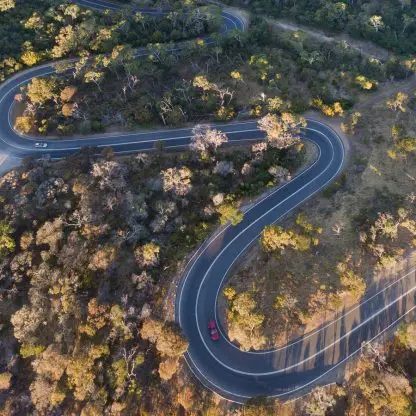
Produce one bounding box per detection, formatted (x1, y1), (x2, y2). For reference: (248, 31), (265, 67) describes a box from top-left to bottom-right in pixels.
(52, 25), (77, 58)
(62, 103), (76, 117)
(63, 4), (80, 21)
(228, 292), (266, 351)
(223, 286), (237, 301)
(26, 77), (57, 105)
(84, 70), (105, 91)
(79, 299), (110, 337)
(346, 365), (412, 415)
(261, 225), (310, 253)
(36, 218), (64, 254)
(193, 74), (212, 91)
(29, 377), (56, 413)
(161, 167), (192, 196)
(0, 0), (14, 12)
(190, 124), (228, 159)
(273, 294), (298, 320)
(88, 245), (116, 271)
(158, 358), (179, 381)
(134, 243), (160, 268)
(394, 136), (416, 157)
(267, 96), (284, 113)
(304, 387), (336, 416)
(396, 322), (416, 351)
(0, 220), (15, 257)
(14, 116), (35, 134)
(214, 160), (234, 177)
(341, 112), (361, 135)
(337, 261), (366, 301)
(21, 51), (42, 67)
(141, 319), (188, 358)
(368, 15), (385, 32)
(243, 397), (277, 416)
(315, 2), (348, 30)
(217, 203), (244, 225)
(355, 75), (377, 90)
(140, 319), (188, 380)
(140, 318), (163, 343)
(154, 324), (189, 358)
(20, 344), (45, 359)
(91, 160), (126, 191)
(230, 70), (243, 82)
(34, 346), (68, 381)
(66, 356), (97, 401)
(193, 74), (233, 106)
(11, 304), (47, 344)
(386, 92), (408, 112)
(258, 113), (306, 149)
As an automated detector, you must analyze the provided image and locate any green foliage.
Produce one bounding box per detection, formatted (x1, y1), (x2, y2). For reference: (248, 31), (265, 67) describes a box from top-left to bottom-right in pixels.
(0, 220), (15, 258)
(390, 136), (416, 159)
(337, 261), (366, 301)
(396, 322), (416, 351)
(261, 224), (313, 253)
(223, 286), (237, 301)
(217, 203), (244, 225)
(228, 292), (266, 351)
(110, 359), (128, 392)
(0, 0), (14, 12)
(20, 343), (46, 359)
(25, 77), (57, 105)
(242, 396), (277, 415)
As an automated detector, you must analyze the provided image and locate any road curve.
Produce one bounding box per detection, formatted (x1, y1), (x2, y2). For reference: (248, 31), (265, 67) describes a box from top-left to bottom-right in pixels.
(176, 120), (416, 402)
(1, 0), (415, 404)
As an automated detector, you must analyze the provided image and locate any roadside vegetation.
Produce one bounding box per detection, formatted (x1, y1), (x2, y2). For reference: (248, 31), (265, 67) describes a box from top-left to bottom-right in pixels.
(13, 13), (414, 136)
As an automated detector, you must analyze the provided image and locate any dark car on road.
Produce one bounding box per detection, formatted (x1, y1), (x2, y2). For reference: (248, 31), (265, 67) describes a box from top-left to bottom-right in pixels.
(208, 320), (219, 341)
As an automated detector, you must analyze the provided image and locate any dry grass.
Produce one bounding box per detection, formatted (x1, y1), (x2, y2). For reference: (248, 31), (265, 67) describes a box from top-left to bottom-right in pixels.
(220, 86), (416, 348)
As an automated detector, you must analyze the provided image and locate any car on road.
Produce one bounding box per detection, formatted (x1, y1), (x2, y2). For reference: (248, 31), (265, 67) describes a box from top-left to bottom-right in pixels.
(208, 320), (219, 341)
(34, 142), (48, 148)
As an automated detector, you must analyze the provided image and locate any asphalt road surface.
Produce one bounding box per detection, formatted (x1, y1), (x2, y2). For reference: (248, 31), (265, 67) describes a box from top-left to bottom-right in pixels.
(1, 0), (415, 404)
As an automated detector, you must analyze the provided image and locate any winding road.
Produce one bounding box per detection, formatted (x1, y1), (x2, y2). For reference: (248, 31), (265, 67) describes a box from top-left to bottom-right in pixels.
(1, 0), (415, 404)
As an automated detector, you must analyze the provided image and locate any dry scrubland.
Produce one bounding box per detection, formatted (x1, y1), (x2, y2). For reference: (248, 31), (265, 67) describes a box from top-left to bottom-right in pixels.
(221, 89), (416, 349)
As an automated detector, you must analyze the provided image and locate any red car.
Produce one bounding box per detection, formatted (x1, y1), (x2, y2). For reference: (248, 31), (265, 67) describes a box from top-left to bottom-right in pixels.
(208, 320), (220, 341)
